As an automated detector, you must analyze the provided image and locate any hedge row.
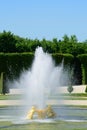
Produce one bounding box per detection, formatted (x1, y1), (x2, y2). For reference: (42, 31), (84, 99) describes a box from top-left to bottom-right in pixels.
(77, 54), (87, 84)
(0, 52), (73, 81)
(0, 53), (74, 77)
(52, 53), (74, 65)
(0, 53), (86, 91)
(1, 53), (84, 94)
(0, 53), (34, 80)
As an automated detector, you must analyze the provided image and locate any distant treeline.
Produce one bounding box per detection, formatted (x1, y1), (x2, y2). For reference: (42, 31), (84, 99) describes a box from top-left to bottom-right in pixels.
(0, 30), (87, 56)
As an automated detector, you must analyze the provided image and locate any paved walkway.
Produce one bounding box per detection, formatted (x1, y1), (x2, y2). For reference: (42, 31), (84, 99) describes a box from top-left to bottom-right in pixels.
(0, 99), (87, 106)
(9, 85), (86, 94)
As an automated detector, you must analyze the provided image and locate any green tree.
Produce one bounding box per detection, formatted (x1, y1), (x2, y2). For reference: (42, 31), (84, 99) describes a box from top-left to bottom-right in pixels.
(0, 31), (17, 52)
(41, 38), (47, 52)
(52, 38), (60, 53)
(16, 38), (31, 52)
(69, 35), (78, 43)
(29, 39), (41, 52)
(62, 34), (69, 43)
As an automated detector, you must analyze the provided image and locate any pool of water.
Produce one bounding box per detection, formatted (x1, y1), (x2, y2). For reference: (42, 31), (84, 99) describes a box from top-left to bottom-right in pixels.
(55, 106), (87, 122)
(0, 106), (87, 123)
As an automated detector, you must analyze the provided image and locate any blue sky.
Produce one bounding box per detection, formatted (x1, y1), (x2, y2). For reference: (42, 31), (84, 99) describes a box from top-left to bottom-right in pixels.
(0, 0), (87, 41)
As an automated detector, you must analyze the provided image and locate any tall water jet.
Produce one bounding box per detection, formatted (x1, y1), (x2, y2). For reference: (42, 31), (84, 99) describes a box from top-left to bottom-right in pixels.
(8, 47), (69, 120)
(20, 47), (64, 109)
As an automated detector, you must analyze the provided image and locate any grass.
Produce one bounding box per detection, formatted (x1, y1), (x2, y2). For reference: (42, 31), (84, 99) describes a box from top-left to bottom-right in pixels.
(63, 93), (87, 100)
(48, 93), (87, 100)
(63, 93), (87, 97)
(0, 120), (87, 130)
(0, 93), (87, 101)
(0, 94), (22, 100)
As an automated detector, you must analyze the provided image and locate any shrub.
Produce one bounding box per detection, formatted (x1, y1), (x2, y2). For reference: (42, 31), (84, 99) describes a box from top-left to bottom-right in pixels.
(67, 85), (73, 93)
(85, 85), (87, 93)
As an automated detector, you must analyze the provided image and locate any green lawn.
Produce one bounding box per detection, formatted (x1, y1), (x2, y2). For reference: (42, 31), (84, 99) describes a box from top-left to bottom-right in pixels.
(0, 93), (87, 100)
(0, 121), (87, 130)
(63, 93), (87, 97)
(48, 93), (87, 100)
(0, 94), (22, 100)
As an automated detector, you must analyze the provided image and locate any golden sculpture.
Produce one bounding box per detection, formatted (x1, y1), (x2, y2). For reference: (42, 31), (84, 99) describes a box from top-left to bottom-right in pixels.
(26, 105), (56, 119)
(35, 108), (47, 119)
(46, 105), (56, 118)
(26, 106), (36, 119)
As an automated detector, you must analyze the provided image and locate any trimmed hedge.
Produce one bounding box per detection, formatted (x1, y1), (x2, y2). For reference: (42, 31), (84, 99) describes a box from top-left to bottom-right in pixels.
(52, 53), (74, 65)
(0, 53), (74, 79)
(0, 53), (74, 78)
(0, 72), (3, 94)
(0, 52), (74, 94)
(0, 53), (7, 73)
(77, 54), (87, 84)
(5, 53), (34, 80)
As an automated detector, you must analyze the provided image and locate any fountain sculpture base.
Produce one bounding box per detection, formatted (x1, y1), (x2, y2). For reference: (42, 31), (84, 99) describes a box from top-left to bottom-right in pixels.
(26, 105), (56, 120)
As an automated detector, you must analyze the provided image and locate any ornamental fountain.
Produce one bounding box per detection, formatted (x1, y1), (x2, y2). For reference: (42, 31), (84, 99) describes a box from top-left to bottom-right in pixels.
(5, 47), (69, 122)
(21, 47), (65, 120)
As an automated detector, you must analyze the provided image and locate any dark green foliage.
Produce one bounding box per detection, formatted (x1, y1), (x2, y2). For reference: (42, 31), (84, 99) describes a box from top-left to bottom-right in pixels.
(0, 72), (9, 94)
(0, 53), (6, 73)
(0, 53), (34, 80)
(52, 53), (74, 66)
(77, 54), (87, 84)
(85, 86), (87, 93)
(0, 53), (73, 80)
(0, 31), (17, 52)
(71, 57), (82, 85)
(0, 31), (87, 56)
(0, 72), (3, 94)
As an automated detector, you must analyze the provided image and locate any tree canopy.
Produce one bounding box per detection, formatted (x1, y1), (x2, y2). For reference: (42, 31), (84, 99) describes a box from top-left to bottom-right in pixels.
(0, 30), (87, 56)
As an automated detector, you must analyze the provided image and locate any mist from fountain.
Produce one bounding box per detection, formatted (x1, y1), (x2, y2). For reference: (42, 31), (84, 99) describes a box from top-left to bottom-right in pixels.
(7, 47), (69, 122)
(19, 47), (65, 108)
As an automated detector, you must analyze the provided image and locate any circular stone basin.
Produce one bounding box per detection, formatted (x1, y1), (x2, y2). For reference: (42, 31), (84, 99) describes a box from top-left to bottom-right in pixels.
(0, 106), (87, 123)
